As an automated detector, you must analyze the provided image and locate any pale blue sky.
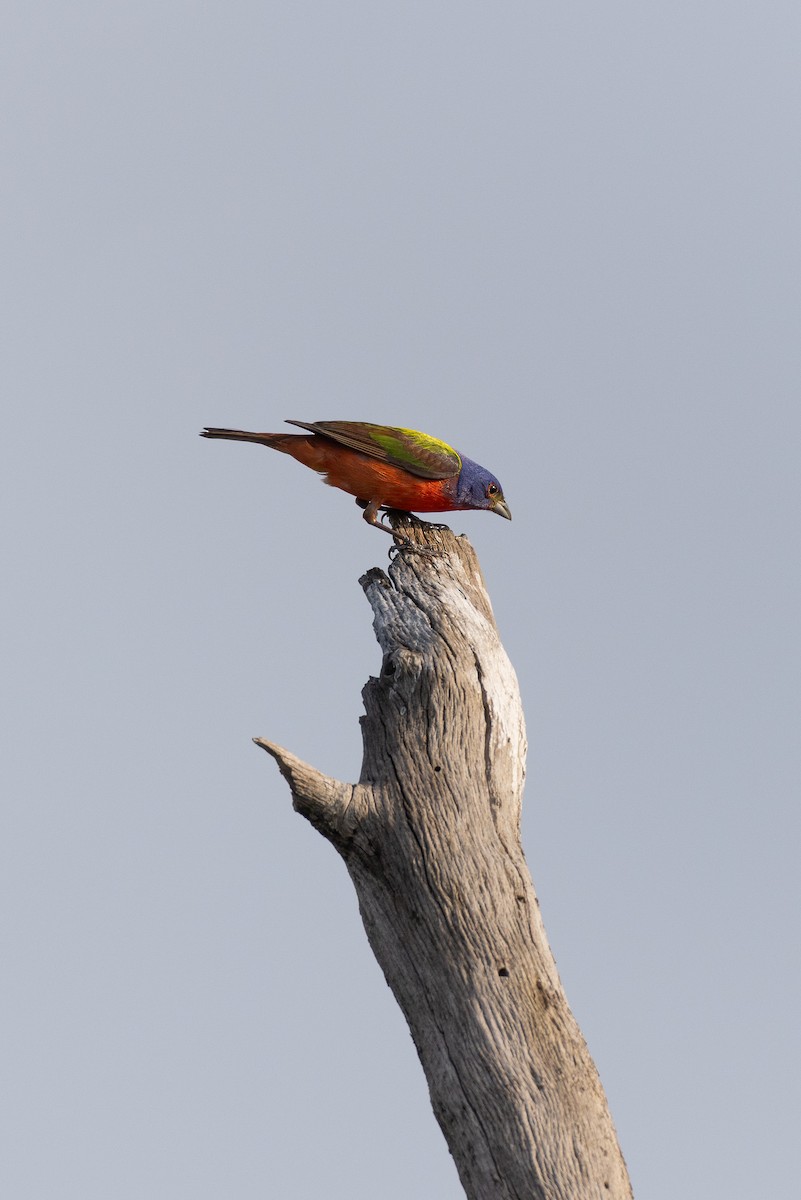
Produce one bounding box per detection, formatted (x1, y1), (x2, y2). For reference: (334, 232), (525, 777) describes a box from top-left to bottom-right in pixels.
(2, 3), (799, 1196)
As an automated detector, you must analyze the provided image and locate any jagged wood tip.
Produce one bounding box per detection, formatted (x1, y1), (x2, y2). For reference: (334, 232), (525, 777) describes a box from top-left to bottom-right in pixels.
(253, 737), (355, 846)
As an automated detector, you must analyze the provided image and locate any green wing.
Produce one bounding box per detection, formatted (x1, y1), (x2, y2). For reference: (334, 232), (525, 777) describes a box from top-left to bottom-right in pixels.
(286, 420), (462, 480)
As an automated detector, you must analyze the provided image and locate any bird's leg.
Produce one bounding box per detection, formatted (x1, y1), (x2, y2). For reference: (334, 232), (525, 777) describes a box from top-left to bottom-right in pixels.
(356, 499), (437, 554)
(358, 498), (400, 536)
(365, 501), (450, 534)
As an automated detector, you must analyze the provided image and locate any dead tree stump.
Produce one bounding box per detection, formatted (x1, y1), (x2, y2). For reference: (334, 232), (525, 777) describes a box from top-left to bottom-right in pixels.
(255, 517), (632, 1200)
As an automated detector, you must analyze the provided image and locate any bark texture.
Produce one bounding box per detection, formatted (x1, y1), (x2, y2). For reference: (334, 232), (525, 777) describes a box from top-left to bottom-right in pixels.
(255, 517), (632, 1200)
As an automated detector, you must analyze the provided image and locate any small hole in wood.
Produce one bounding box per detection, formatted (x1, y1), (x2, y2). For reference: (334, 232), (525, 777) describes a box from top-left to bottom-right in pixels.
(498, 967), (509, 978)
(434, 765), (441, 773)
(383, 658), (396, 676)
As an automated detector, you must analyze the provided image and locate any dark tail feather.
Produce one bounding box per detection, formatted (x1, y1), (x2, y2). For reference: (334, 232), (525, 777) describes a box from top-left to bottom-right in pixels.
(200, 427), (280, 446)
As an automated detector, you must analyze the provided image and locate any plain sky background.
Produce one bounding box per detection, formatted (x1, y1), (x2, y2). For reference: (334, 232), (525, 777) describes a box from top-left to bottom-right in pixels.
(2, 3), (799, 1196)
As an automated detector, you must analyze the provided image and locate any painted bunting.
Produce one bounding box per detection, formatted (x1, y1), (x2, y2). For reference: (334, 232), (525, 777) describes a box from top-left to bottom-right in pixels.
(201, 420), (511, 538)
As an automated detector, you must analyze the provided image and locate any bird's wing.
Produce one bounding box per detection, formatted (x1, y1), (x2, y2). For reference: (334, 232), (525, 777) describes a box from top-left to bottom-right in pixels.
(286, 421), (461, 480)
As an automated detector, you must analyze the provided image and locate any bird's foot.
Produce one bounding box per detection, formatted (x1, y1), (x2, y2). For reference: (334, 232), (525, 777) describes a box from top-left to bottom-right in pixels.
(388, 539), (439, 560)
(382, 510), (440, 556)
(356, 500), (441, 555)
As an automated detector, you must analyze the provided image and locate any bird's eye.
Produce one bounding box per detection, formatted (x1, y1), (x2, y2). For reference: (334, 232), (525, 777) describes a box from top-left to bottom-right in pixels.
(487, 482), (498, 497)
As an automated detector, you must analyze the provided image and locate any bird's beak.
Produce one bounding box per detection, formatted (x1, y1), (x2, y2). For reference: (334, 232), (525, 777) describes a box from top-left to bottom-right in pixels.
(491, 497), (512, 521)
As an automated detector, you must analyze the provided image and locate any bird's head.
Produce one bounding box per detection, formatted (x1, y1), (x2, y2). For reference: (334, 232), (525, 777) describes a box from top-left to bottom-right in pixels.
(455, 456), (512, 520)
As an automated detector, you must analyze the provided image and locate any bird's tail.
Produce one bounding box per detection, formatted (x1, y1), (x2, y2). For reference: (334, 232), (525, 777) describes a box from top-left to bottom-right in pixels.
(200, 427), (284, 446)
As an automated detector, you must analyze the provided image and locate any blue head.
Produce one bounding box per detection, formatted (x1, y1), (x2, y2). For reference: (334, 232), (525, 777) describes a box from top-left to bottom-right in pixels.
(455, 456), (512, 520)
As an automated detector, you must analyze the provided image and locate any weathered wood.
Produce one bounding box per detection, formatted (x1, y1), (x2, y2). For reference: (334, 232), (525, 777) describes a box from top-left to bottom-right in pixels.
(255, 517), (632, 1200)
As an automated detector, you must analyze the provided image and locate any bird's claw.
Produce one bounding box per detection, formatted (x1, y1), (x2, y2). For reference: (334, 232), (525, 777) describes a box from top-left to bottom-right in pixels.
(384, 512), (442, 557)
(388, 540), (439, 560)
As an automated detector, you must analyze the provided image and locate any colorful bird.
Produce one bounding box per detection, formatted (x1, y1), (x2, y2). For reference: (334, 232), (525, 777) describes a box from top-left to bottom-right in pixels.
(200, 420), (511, 539)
